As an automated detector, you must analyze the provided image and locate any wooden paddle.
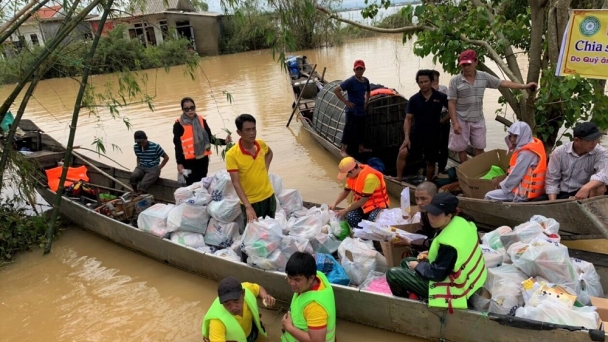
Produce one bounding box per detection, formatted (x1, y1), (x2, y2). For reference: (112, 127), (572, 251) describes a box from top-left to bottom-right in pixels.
(286, 64), (317, 128)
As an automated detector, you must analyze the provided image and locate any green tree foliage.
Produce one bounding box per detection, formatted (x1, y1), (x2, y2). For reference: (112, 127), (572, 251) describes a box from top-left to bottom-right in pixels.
(219, 2), (279, 53)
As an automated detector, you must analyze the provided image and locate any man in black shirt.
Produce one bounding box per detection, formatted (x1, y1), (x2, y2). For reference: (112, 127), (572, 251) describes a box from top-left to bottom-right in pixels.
(394, 69), (448, 182)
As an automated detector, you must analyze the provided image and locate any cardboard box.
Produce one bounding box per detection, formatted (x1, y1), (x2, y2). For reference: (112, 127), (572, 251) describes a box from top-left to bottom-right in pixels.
(590, 296), (608, 321)
(379, 223), (421, 268)
(457, 149), (511, 199)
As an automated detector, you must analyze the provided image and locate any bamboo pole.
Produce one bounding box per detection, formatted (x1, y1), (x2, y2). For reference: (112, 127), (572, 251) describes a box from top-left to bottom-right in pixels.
(44, 0), (114, 254)
(0, 0), (51, 42)
(321, 67), (326, 83)
(286, 64), (317, 128)
(71, 150), (132, 190)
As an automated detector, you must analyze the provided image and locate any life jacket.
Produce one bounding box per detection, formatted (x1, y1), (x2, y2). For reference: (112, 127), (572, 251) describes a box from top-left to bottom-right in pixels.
(282, 271), (336, 342)
(176, 116), (212, 160)
(427, 216), (487, 313)
(45, 165), (89, 192)
(201, 286), (266, 342)
(346, 164), (390, 213)
(370, 88), (397, 97)
(508, 138), (547, 200)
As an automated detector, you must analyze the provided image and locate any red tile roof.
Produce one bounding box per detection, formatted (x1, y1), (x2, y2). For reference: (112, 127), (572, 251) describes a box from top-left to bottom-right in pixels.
(35, 5), (62, 19)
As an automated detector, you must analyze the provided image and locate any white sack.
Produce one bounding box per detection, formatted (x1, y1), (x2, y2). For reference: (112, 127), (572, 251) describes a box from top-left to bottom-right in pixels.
(167, 202), (210, 234)
(274, 209), (288, 233)
(137, 203), (175, 237)
(207, 198), (241, 223)
(204, 218), (240, 248)
(338, 237), (383, 286)
(170, 231), (207, 248)
(278, 189), (303, 215)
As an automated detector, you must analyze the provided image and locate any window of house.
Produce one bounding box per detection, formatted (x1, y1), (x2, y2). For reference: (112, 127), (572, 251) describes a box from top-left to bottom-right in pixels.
(30, 34), (39, 46)
(159, 20), (168, 37)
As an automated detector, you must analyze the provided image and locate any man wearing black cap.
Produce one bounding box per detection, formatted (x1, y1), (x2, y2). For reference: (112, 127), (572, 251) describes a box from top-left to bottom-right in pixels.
(202, 276), (275, 342)
(386, 193), (486, 312)
(545, 121), (608, 200)
(129, 130), (169, 194)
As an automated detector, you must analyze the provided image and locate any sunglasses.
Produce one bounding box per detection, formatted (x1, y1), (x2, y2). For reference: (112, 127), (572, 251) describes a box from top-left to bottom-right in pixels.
(183, 106), (196, 112)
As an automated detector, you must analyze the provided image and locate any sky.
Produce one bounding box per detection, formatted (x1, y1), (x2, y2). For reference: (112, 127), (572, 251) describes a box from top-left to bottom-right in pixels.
(205, 0), (412, 13)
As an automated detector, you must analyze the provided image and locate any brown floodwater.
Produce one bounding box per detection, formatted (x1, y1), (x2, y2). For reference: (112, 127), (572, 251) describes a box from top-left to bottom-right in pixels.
(0, 35), (518, 341)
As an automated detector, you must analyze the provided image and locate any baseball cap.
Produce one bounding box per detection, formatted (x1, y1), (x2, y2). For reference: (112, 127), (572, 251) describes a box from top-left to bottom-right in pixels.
(134, 130), (147, 143)
(459, 49), (477, 65)
(422, 192), (459, 216)
(337, 157), (357, 180)
(218, 276), (243, 304)
(573, 122), (603, 141)
(353, 60), (365, 69)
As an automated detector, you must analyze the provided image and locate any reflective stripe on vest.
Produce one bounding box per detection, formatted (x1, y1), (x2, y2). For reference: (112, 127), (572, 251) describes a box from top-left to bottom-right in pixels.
(427, 216), (487, 313)
(201, 287), (266, 341)
(508, 138), (547, 200)
(176, 116), (212, 160)
(345, 164), (390, 214)
(281, 271), (336, 342)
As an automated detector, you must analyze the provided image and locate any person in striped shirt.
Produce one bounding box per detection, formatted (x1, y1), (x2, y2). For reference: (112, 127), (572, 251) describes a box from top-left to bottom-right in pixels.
(129, 130), (169, 194)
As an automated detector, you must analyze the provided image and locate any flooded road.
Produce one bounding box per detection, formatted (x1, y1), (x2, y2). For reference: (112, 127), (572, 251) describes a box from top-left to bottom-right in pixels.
(0, 35), (517, 341)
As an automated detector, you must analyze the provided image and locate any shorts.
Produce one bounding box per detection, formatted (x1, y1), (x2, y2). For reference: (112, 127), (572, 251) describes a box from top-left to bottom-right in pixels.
(409, 132), (439, 163)
(449, 117), (486, 151)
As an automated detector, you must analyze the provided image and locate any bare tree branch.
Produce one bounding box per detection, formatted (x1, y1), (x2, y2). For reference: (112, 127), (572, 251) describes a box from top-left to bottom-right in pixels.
(314, 4), (426, 33)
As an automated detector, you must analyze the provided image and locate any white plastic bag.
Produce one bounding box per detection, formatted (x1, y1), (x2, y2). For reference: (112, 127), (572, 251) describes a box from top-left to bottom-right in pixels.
(274, 208), (288, 233)
(230, 236), (243, 258)
(213, 248), (241, 262)
(310, 233), (342, 254)
(400, 187), (411, 218)
(209, 170), (237, 200)
(500, 221), (544, 250)
(281, 235), (313, 259)
(306, 204), (330, 225)
(515, 302), (599, 329)
(353, 220), (396, 241)
(481, 226), (512, 258)
(484, 264), (528, 315)
(374, 208), (410, 227)
(207, 198), (241, 223)
(174, 186), (193, 203)
(204, 218), (240, 248)
(137, 203), (175, 237)
(481, 245), (503, 268)
(571, 257), (604, 305)
(170, 231), (207, 248)
(278, 189), (303, 215)
(182, 186), (211, 206)
(167, 202), (210, 234)
(287, 215), (323, 240)
(529, 215), (560, 236)
(248, 248), (288, 271)
(269, 173), (283, 195)
(201, 176), (213, 189)
(338, 237), (381, 286)
(241, 217), (283, 258)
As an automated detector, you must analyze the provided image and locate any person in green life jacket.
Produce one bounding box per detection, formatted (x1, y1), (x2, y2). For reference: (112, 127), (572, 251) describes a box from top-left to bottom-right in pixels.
(202, 276), (276, 342)
(281, 252), (336, 342)
(385, 193), (487, 313)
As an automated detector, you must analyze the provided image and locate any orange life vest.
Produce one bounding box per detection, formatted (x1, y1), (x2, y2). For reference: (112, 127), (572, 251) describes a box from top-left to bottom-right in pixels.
(176, 116), (212, 160)
(45, 165), (89, 192)
(346, 164), (390, 213)
(508, 138), (547, 200)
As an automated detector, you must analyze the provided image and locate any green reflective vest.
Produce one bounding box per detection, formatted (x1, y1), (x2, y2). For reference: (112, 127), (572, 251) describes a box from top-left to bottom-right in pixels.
(202, 286), (266, 341)
(281, 271), (336, 342)
(427, 216), (487, 312)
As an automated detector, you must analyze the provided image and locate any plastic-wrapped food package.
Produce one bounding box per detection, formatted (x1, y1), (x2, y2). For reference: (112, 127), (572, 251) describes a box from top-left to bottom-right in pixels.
(213, 248), (241, 262)
(137, 203), (175, 237)
(529, 215), (561, 242)
(278, 189), (303, 215)
(167, 202), (210, 234)
(571, 257), (604, 305)
(240, 217), (283, 258)
(204, 218), (240, 248)
(306, 204), (331, 225)
(338, 237), (381, 286)
(374, 208), (410, 227)
(280, 235), (313, 259)
(209, 170), (238, 200)
(310, 233), (342, 254)
(269, 173), (283, 196)
(481, 226), (512, 263)
(515, 301), (599, 329)
(170, 231), (207, 248)
(287, 215), (323, 240)
(248, 249), (287, 271)
(207, 198), (241, 223)
(500, 221), (544, 250)
(484, 264), (528, 315)
(481, 245), (503, 268)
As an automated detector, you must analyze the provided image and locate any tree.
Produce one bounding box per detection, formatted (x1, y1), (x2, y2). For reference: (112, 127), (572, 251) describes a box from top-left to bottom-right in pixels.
(314, 0), (608, 150)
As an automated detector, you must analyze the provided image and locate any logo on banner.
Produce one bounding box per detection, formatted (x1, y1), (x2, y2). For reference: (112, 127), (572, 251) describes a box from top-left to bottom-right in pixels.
(580, 16), (601, 36)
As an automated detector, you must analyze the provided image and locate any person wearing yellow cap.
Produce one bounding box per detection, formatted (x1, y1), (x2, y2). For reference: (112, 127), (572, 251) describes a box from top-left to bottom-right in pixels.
(329, 157), (390, 228)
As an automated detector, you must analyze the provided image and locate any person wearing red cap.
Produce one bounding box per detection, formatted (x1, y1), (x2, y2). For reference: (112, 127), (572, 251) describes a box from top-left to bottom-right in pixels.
(329, 156), (389, 228)
(448, 49), (538, 163)
(333, 59), (372, 157)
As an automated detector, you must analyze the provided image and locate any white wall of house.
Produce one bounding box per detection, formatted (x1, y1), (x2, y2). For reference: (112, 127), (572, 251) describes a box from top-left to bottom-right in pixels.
(12, 23), (45, 47)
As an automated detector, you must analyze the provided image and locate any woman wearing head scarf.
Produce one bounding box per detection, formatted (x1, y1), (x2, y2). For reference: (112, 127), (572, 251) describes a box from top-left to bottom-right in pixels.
(484, 121), (547, 202)
(173, 97), (232, 185)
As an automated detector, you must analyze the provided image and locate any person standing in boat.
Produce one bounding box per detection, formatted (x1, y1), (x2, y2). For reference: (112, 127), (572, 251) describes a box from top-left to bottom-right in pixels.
(544, 121), (608, 200)
(484, 121), (547, 202)
(202, 276), (276, 342)
(173, 97), (232, 185)
(394, 69), (448, 182)
(226, 114), (275, 229)
(386, 193), (487, 312)
(432, 70), (451, 175)
(129, 130), (169, 194)
(281, 252), (336, 342)
(448, 49), (538, 163)
(333, 59), (372, 157)
(330, 156), (390, 229)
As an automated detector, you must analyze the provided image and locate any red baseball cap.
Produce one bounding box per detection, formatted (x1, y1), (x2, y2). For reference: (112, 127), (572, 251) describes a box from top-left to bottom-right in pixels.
(353, 60), (365, 69)
(459, 49), (477, 65)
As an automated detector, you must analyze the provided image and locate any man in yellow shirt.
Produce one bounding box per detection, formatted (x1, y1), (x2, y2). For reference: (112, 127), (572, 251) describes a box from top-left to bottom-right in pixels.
(329, 157), (389, 229)
(281, 252), (336, 342)
(226, 114), (275, 231)
(202, 276), (276, 342)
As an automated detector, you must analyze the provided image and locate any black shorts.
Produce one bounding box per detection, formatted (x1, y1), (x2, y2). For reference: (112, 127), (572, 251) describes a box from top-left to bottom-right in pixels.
(409, 133), (439, 163)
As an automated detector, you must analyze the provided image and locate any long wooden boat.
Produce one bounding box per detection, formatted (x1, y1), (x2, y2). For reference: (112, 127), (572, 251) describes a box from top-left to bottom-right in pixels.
(287, 59), (608, 239)
(17, 119), (608, 341)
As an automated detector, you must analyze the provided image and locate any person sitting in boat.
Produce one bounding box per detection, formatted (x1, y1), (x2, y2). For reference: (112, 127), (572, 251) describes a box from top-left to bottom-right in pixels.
(392, 181), (437, 252)
(330, 157), (390, 229)
(202, 276), (276, 342)
(281, 252), (336, 342)
(333, 59), (372, 157)
(129, 130), (169, 194)
(484, 121), (547, 202)
(386, 193), (487, 312)
(544, 121), (608, 200)
(173, 97), (232, 186)
(394, 69), (448, 182)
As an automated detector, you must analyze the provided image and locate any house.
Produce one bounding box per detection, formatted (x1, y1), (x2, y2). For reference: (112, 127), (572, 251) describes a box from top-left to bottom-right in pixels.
(88, 0), (223, 56)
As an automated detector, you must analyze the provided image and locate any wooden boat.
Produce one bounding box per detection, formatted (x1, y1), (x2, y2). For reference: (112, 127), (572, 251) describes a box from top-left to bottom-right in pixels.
(17, 119), (608, 341)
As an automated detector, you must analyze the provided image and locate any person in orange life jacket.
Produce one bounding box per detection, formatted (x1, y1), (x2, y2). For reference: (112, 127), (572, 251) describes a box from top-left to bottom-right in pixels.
(484, 121), (547, 202)
(129, 130), (169, 194)
(173, 97), (232, 186)
(202, 276), (276, 342)
(281, 252), (336, 342)
(386, 193), (478, 299)
(392, 182), (437, 253)
(329, 157), (390, 229)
